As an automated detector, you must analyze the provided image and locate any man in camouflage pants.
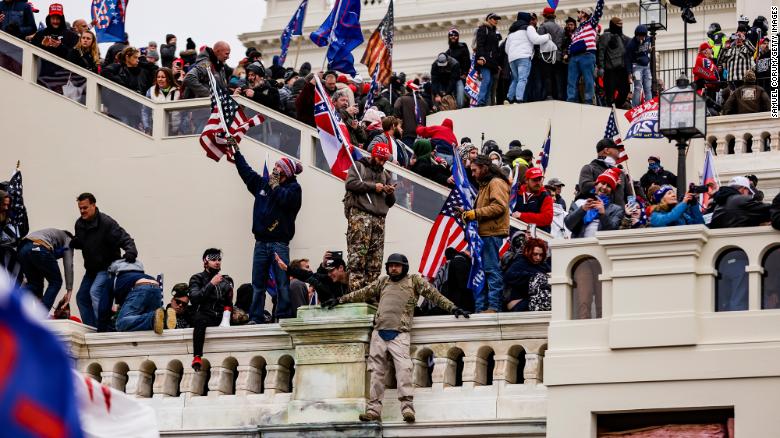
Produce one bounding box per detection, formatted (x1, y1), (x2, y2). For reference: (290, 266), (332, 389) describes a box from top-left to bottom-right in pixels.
(323, 253), (471, 423)
(344, 143), (396, 291)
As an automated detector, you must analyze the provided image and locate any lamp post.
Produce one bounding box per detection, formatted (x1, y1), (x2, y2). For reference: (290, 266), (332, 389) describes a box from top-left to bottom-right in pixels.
(659, 74), (707, 195)
(639, 0), (667, 97)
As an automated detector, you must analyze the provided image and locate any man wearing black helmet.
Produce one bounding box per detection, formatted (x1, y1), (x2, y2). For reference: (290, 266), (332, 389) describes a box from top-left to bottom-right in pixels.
(323, 253), (471, 423)
(706, 23), (727, 62)
(188, 248), (235, 371)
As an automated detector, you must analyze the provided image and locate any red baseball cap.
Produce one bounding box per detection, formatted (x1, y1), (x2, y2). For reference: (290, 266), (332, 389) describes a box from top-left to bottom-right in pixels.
(372, 143), (392, 160)
(48, 3), (64, 16)
(525, 167), (544, 180)
(542, 7), (556, 16)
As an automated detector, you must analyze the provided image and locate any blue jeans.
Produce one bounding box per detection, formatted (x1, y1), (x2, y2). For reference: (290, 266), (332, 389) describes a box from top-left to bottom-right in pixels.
(76, 270), (111, 329)
(567, 52), (596, 104)
(116, 284), (162, 332)
(250, 241), (291, 322)
(477, 67), (493, 106)
(632, 64), (652, 106)
(17, 241), (62, 311)
(477, 236), (504, 312)
(508, 58), (532, 102)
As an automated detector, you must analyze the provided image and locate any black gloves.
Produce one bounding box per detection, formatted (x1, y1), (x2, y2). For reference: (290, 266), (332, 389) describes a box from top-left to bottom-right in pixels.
(124, 253), (137, 263)
(321, 298), (339, 309)
(452, 307), (471, 319)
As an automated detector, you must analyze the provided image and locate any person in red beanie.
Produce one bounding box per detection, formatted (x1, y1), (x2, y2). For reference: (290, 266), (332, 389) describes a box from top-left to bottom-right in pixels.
(511, 167), (554, 232)
(565, 167), (624, 238)
(30, 3), (78, 59)
(416, 118), (457, 165)
(344, 142), (396, 291)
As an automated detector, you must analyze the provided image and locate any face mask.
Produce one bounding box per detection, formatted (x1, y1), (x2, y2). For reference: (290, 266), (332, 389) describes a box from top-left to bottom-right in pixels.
(604, 156), (616, 166)
(492, 159), (500, 166)
(648, 162), (660, 172)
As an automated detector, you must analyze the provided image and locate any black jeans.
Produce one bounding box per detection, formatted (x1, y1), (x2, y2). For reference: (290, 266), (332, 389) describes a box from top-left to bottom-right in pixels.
(192, 312), (222, 357)
(604, 67), (630, 108)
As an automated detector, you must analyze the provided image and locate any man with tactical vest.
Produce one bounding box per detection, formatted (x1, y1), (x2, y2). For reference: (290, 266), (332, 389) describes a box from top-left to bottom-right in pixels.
(322, 253), (471, 423)
(706, 23), (727, 62)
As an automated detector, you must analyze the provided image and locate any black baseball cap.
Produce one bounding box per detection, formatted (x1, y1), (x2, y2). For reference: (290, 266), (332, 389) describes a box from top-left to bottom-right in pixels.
(324, 257), (346, 271)
(486, 12), (502, 20)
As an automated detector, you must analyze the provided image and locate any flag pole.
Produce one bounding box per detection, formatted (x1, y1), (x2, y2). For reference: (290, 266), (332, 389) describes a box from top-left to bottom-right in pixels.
(541, 119), (551, 178)
(207, 69), (230, 140)
(16, 160), (20, 170)
(611, 104), (635, 198)
(293, 35), (303, 69)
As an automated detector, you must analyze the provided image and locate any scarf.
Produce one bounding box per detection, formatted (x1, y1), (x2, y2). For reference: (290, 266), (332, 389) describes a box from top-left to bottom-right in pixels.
(583, 194), (611, 225)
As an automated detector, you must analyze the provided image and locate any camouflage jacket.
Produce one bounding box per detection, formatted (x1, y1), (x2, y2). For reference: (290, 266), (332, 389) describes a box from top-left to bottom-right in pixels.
(338, 273), (456, 332)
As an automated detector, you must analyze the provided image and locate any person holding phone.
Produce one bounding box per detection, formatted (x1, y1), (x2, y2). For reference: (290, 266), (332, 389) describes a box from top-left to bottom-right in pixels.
(565, 168), (624, 238)
(31, 4), (78, 59)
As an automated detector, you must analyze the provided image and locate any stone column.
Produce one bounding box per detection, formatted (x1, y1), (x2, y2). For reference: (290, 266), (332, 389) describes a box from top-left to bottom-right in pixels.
(125, 369), (154, 398)
(770, 133), (780, 152)
(430, 357), (455, 390)
(263, 364), (291, 395)
(180, 368), (207, 399)
(493, 354), (519, 385)
(461, 355), (487, 388)
(235, 364), (263, 395)
(280, 304), (376, 423)
(206, 365), (236, 396)
(523, 353), (542, 385)
(100, 371), (128, 392)
(153, 368), (182, 398)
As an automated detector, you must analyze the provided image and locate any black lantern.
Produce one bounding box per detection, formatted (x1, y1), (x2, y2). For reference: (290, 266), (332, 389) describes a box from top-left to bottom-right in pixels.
(659, 75), (706, 195)
(639, 0), (667, 31)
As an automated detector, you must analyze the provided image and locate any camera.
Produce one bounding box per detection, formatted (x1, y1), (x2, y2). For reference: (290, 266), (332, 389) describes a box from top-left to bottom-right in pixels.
(688, 183), (709, 194)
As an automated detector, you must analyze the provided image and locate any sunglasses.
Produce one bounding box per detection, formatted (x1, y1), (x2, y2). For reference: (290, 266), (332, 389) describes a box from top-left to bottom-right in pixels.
(173, 298), (188, 306)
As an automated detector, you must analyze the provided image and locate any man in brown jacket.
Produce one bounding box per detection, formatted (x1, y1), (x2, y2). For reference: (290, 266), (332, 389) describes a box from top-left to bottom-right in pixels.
(344, 143), (396, 290)
(461, 155), (510, 313)
(723, 70), (770, 115)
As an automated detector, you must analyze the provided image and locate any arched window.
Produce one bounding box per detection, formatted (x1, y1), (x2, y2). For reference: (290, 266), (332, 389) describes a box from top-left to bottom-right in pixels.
(716, 249), (748, 311)
(762, 247), (780, 309)
(571, 257), (602, 319)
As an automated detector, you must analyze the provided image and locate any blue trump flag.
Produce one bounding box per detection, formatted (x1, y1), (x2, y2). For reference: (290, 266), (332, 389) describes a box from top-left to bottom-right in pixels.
(91, 0), (128, 43)
(452, 155), (485, 295)
(0, 277), (83, 438)
(309, 0), (364, 75)
(280, 0), (308, 65)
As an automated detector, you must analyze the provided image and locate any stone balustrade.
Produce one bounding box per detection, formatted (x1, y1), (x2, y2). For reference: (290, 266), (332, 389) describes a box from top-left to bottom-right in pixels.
(707, 112), (777, 156)
(49, 305), (549, 436)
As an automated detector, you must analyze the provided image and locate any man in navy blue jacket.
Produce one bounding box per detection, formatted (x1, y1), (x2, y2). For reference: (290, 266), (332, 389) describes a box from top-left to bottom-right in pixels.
(234, 148), (303, 323)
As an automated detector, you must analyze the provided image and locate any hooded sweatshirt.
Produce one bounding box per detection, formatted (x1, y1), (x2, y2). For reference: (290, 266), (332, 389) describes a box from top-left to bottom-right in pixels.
(31, 13), (79, 59)
(625, 25), (652, 68)
(0, 0), (36, 38)
(416, 118), (457, 156)
(505, 12), (551, 62)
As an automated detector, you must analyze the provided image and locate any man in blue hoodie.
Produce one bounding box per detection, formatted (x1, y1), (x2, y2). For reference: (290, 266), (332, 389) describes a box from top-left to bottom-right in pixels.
(625, 25), (653, 107)
(233, 146), (303, 323)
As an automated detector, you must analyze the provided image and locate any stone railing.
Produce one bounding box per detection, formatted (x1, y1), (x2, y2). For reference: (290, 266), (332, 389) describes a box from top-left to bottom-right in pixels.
(50, 305), (549, 436)
(707, 112), (777, 156)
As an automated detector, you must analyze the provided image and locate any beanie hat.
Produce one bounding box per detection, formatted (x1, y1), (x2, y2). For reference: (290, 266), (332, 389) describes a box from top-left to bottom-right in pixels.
(166, 34), (176, 44)
(565, 16), (576, 24)
(596, 138), (617, 153)
(744, 70), (756, 83)
(596, 168), (622, 190)
(699, 42), (711, 52)
(276, 157), (303, 177)
(147, 49), (159, 60)
(186, 38), (196, 50)
(172, 283), (189, 298)
(508, 139), (523, 150)
(526, 167), (544, 180)
(648, 155), (661, 163)
(361, 107), (385, 126)
(610, 17), (623, 27)
(542, 7), (556, 17)
(372, 143), (392, 159)
(48, 3), (63, 16)
(448, 28), (460, 36)
(405, 80), (419, 92)
(459, 143), (477, 160)
(653, 185), (675, 203)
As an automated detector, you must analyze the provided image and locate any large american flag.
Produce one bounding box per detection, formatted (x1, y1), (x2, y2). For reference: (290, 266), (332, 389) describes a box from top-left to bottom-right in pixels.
(7, 170), (28, 238)
(199, 70), (264, 162)
(604, 107), (628, 164)
(464, 55), (481, 107)
(360, 0), (393, 85)
(418, 189), (469, 278)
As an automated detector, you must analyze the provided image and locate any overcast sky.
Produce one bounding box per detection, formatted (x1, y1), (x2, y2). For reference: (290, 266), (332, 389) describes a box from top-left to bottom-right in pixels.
(34, 1), (267, 61)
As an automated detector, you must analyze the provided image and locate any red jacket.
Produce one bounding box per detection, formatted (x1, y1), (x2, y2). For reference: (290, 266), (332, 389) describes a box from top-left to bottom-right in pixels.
(415, 118), (457, 146)
(514, 186), (554, 229)
(693, 54), (719, 89)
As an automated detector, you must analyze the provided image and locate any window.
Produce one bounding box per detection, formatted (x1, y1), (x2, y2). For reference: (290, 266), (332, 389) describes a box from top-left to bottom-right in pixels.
(762, 247), (780, 309)
(571, 257), (602, 319)
(715, 249), (748, 311)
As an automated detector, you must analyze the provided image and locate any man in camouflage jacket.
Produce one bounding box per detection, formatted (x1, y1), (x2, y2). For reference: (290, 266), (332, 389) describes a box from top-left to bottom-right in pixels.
(323, 253), (471, 423)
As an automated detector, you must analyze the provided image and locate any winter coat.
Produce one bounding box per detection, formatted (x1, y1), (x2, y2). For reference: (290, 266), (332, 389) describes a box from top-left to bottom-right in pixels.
(625, 31), (652, 68)
(722, 84), (770, 114)
(597, 26), (629, 70)
(367, 132), (410, 167)
(538, 18), (564, 62)
(578, 158), (629, 207)
(234, 151), (302, 243)
(67, 48), (99, 73)
(394, 93), (428, 136)
(565, 197), (623, 237)
(247, 82), (281, 112)
(503, 255), (550, 307)
(410, 157), (452, 187)
(639, 168), (677, 193)
(505, 16), (551, 62)
(707, 30), (727, 61)
(431, 56), (461, 96)
(473, 175), (510, 237)
(189, 270), (233, 318)
(102, 62), (150, 95)
(144, 86), (181, 132)
(649, 202), (705, 227)
(102, 42), (127, 68)
(183, 47), (228, 99)
(512, 185), (554, 232)
(770, 193), (780, 231)
(416, 118), (456, 156)
(30, 15), (79, 59)
(71, 209), (137, 274)
(0, 0), (36, 38)
(344, 157), (396, 217)
(295, 81), (316, 127)
(693, 54), (719, 90)
(446, 41), (471, 77)
(475, 22), (502, 71)
(360, 93), (393, 116)
(719, 44), (755, 82)
(288, 265), (348, 303)
(709, 186), (770, 229)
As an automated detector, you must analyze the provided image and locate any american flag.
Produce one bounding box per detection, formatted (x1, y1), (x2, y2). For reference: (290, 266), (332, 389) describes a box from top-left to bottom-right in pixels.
(464, 55), (480, 107)
(199, 70), (264, 162)
(360, 0), (393, 85)
(604, 108), (628, 164)
(536, 125), (552, 172)
(418, 189), (469, 278)
(7, 170), (28, 238)
(363, 60), (381, 113)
